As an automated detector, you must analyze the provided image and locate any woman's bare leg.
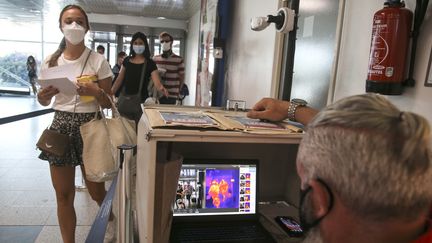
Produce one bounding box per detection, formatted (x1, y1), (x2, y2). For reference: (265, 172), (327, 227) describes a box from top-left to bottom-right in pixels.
(80, 166), (115, 221)
(50, 165), (76, 243)
(80, 165), (106, 204)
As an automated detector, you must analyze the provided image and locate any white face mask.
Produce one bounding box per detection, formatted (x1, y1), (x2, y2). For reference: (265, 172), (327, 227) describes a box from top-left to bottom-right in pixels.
(62, 22), (86, 45)
(161, 42), (171, 52)
(133, 45), (145, 54)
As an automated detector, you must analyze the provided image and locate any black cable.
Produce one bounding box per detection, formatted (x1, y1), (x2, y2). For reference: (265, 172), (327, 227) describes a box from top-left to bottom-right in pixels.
(0, 108), (54, 125)
(405, 0), (429, 86)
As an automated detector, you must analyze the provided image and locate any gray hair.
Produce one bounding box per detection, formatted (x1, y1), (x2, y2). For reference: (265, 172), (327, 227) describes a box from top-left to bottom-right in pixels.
(297, 94), (432, 220)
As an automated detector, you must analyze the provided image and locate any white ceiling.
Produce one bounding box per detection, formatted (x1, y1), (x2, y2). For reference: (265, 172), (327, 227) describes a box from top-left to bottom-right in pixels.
(0, 0), (201, 22)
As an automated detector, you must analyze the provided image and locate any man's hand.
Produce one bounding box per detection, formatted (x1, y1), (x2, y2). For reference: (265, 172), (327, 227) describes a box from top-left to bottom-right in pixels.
(247, 98), (290, 122)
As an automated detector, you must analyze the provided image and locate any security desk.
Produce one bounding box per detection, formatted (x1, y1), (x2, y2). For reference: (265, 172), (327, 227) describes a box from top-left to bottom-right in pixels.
(136, 106), (304, 243)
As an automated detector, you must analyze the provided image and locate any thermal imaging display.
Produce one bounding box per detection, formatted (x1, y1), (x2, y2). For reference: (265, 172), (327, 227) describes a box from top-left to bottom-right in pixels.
(173, 162), (257, 216)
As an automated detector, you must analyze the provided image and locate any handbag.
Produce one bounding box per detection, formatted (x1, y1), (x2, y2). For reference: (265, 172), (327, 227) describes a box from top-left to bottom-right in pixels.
(117, 61), (147, 121)
(36, 129), (72, 157)
(36, 50), (92, 158)
(80, 96), (137, 182)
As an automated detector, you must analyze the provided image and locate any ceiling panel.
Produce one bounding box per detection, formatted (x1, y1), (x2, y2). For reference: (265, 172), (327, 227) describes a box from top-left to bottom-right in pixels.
(0, 0), (200, 22)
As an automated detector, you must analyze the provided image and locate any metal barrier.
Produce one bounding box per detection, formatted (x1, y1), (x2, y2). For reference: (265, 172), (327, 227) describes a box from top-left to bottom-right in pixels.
(117, 144), (138, 243)
(85, 143), (137, 243)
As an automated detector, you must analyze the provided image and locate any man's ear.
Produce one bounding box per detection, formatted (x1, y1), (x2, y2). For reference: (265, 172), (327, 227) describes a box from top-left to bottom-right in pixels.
(309, 180), (332, 218)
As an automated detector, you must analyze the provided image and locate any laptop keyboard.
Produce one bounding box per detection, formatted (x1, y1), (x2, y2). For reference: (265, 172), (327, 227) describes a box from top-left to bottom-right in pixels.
(171, 224), (271, 242)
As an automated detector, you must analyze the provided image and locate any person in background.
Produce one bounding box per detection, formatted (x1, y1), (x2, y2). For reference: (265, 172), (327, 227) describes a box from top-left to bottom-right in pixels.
(96, 44), (105, 55)
(26, 55), (38, 95)
(111, 31), (168, 120)
(184, 181), (195, 206)
(36, 5), (113, 243)
(175, 184), (184, 209)
(112, 51), (126, 97)
(248, 94), (432, 243)
(153, 31), (185, 104)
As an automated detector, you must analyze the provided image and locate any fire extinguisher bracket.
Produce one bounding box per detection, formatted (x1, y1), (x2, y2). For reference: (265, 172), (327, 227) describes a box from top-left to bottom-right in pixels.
(366, 80), (403, 95)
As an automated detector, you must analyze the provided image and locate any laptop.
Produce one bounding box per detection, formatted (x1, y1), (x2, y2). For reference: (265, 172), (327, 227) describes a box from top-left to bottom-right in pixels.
(170, 159), (276, 243)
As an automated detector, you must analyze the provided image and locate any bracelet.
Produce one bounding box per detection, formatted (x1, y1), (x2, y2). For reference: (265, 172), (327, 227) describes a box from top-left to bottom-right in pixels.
(287, 99), (308, 122)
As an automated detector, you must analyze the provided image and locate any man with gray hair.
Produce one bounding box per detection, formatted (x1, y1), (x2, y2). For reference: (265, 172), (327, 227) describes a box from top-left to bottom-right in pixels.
(248, 94), (432, 243)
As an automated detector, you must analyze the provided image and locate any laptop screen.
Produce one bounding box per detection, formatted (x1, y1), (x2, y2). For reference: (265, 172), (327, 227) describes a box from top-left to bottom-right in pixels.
(173, 160), (258, 217)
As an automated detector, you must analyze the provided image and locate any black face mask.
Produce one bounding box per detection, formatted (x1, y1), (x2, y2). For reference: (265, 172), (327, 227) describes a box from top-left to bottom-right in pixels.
(299, 178), (334, 234)
(162, 49), (172, 58)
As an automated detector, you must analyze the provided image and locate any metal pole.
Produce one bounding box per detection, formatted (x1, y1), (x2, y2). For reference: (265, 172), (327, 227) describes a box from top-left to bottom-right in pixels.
(117, 144), (136, 243)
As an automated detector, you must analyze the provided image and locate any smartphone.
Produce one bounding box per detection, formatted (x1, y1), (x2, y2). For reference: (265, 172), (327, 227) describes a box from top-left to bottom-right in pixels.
(275, 216), (304, 237)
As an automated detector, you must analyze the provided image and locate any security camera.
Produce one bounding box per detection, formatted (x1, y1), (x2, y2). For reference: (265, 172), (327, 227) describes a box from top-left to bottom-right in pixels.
(250, 7), (295, 33)
(251, 17), (270, 31)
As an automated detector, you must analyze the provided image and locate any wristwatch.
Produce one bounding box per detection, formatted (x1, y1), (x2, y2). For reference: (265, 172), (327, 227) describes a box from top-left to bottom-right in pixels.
(287, 98), (307, 122)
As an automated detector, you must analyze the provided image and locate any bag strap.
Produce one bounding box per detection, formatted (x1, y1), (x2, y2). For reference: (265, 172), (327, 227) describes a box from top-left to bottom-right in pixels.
(98, 94), (136, 161)
(80, 49), (92, 77)
(137, 61), (147, 95)
(72, 49), (92, 115)
(49, 49), (92, 134)
(120, 59), (147, 96)
(69, 50), (92, 133)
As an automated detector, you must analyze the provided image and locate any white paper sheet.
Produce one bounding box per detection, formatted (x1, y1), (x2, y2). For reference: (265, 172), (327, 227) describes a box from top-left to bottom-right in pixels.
(38, 64), (78, 95)
(37, 77), (78, 95)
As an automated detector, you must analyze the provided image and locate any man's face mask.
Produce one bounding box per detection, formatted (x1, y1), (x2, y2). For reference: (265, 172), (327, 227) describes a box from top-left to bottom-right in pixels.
(161, 41), (171, 52)
(299, 178), (334, 234)
(63, 22), (86, 45)
(133, 45), (145, 55)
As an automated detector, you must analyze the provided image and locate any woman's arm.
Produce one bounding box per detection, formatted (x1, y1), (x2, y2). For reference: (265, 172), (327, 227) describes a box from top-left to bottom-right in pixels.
(95, 77), (112, 108)
(111, 65), (126, 95)
(151, 70), (169, 97)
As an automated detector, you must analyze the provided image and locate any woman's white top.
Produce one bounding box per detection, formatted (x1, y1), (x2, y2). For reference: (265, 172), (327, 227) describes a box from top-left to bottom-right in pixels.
(41, 47), (113, 113)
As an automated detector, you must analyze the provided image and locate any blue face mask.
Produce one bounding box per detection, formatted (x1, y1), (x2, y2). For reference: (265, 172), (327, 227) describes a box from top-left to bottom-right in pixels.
(133, 45), (145, 54)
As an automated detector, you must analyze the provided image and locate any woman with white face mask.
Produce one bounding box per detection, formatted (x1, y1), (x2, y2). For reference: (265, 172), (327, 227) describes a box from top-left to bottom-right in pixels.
(112, 31), (169, 121)
(36, 5), (113, 243)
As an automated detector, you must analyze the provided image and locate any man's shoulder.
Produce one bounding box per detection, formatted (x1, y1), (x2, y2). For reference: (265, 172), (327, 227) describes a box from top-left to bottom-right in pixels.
(170, 53), (184, 60)
(153, 55), (167, 65)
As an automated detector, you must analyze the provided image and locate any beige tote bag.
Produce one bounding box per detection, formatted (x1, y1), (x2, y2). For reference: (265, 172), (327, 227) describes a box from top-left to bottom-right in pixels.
(80, 97), (136, 182)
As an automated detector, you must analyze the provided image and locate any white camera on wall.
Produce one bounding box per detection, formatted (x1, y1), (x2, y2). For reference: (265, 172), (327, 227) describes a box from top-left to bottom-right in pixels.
(251, 7), (295, 34)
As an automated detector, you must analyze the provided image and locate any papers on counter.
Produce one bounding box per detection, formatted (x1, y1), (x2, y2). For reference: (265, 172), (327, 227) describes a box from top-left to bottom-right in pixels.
(144, 108), (304, 134)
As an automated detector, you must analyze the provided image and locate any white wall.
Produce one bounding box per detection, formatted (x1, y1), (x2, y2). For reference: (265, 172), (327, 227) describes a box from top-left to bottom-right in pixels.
(183, 10), (201, 106)
(334, 1), (432, 123)
(225, 0), (279, 108)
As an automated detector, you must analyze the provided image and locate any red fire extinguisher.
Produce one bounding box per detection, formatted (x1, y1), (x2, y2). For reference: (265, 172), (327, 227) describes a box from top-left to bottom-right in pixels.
(366, 0), (413, 95)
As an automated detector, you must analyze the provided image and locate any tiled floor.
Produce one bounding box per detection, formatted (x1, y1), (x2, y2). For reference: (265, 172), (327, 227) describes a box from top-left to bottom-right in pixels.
(0, 95), (99, 243)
